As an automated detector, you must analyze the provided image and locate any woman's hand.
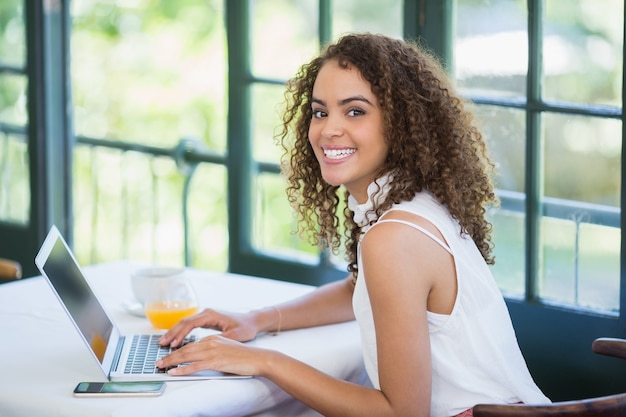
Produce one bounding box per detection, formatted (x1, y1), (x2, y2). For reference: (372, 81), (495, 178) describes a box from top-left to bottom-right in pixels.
(156, 334), (272, 377)
(159, 308), (261, 348)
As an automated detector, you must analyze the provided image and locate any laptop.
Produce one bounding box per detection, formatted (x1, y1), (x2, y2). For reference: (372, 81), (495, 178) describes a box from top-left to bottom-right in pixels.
(35, 225), (250, 382)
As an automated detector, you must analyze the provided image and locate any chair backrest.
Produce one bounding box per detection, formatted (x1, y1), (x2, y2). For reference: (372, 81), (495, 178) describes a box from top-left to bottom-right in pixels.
(472, 393), (626, 417)
(0, 258), (22, 281)
(592, 338), (626, 361)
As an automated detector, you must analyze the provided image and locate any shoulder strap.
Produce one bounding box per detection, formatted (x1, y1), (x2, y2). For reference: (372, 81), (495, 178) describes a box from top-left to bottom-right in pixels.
(371, 219), (453, 255)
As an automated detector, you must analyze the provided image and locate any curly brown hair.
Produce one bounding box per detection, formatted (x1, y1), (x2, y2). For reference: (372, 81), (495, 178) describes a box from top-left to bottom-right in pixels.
(278, 33), (498, 275)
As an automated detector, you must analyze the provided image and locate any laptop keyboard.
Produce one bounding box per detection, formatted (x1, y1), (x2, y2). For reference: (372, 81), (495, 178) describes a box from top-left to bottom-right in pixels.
(124, 334), (196, 374)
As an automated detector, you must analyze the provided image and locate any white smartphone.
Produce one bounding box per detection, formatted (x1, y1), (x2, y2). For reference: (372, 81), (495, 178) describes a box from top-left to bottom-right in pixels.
(73, 381), (166, 397)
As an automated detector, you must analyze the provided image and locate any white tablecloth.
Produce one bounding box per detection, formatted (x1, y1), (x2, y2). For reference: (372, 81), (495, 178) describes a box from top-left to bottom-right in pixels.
(0, 261), (368, 417)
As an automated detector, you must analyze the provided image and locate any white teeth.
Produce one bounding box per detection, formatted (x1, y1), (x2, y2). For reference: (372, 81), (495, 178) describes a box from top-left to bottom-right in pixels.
(324, 148), (356, 159)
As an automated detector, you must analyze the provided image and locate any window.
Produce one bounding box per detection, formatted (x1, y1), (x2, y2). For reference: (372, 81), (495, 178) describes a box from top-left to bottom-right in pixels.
(450, 0), (624, 399)
(455, 0), (622, 314)
(0, 0), (71, 278)
(0, 0), (28, 225)
(70, 0), (229, 270)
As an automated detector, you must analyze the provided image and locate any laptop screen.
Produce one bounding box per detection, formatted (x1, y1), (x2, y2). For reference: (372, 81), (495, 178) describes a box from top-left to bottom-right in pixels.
(40, 231), (113, 363)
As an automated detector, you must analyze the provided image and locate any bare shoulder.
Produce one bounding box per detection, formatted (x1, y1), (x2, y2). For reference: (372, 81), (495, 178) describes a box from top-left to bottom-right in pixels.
(361, 209), (457, 314)
(362, 210), (447, 252)
(359, 213), (440, 314)
(360, 211), (447, 275)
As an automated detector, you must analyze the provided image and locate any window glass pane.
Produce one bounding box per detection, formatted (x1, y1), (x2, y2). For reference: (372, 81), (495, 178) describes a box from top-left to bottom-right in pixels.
(489, 210), (525, 296)
(71, 0), (227, 151)
(251, 0), (319, 80)
(0, 0), (25, 67)
(0, 132), (29, 224)
(544, 114), (620, 207)
(540, 217), (578, 305)
(73, 145), (229, 269)
(73, 147), (184, 265)
(0, 74), (27, 125)
(454, 0), (527, 98)
(540, 113), (621, 311)
(544, 0), (623, 106)
(577, 223), (619, 311)
(540, 218), (619, 312)
(253, 172), (318, 262)
(70, 0), (229, 271)
(474, 105), (526, 295)
(0, 1), (27, 226)
(474, 105), (526, 193)
(332, 0), (403, 38)
(186, 164), (228, 272)
(252, 83), (284, 163)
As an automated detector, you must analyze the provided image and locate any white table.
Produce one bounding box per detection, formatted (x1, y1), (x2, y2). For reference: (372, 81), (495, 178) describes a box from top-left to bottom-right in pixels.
(0, 261), (368, 417)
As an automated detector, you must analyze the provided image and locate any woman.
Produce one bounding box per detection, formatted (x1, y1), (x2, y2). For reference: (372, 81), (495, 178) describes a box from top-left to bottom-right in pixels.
(157, 33), (550, 416)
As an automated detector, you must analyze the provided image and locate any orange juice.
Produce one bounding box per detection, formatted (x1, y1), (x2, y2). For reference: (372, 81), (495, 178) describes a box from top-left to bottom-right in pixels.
(145, 300), (198, 330)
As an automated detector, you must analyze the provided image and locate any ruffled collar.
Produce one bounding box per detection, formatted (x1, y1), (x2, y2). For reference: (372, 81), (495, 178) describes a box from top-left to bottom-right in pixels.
(347, 174), (393, 228)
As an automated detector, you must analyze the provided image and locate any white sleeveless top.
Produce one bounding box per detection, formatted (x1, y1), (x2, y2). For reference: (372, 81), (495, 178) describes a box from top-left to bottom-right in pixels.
(350, 179), (550, 416)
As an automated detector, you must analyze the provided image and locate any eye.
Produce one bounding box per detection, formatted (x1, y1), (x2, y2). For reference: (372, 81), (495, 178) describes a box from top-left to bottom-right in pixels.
(347, 108), (365, 117)
(312, 109), (327, 119)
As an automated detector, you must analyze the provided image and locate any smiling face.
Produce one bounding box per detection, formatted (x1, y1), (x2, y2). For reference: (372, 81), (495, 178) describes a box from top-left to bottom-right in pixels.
(308, 59), (389, 204)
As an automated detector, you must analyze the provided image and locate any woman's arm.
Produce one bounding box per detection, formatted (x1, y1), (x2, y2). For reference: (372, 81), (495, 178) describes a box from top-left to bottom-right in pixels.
(254, 274), (357, 333)
(159, 274), (356, 347)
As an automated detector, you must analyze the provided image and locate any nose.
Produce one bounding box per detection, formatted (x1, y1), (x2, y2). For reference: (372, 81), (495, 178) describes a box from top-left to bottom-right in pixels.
(320, 114), (344, 139)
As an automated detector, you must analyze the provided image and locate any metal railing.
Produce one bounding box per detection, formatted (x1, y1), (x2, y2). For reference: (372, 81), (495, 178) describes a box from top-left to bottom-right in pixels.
(75, 135), (226, 266)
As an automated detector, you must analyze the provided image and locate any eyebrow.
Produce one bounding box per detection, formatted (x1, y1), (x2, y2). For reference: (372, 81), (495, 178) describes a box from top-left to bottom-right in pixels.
(311, 95), (374, 107)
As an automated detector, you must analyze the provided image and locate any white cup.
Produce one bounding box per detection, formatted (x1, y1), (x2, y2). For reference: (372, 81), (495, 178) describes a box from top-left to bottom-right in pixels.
(130, 266), (199, 329)
(130, 266), (186, 306)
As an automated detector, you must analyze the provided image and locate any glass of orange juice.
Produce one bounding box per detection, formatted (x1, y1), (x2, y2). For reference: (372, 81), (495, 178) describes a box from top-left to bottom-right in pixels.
(131, 267), (199, 330)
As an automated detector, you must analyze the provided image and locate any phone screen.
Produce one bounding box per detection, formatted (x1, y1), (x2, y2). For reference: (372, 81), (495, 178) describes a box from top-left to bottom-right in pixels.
(73, 381), (165, 397)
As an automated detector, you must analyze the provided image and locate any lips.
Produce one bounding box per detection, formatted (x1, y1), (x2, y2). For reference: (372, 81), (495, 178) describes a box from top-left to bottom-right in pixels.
(323, 147), (356, 160)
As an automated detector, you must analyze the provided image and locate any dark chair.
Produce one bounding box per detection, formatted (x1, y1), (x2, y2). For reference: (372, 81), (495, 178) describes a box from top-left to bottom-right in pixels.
(592, 338), (626, 361)
(0, 258), (22, 281)
(473, 338), (626, 416)
(473, 393), (626, 416)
